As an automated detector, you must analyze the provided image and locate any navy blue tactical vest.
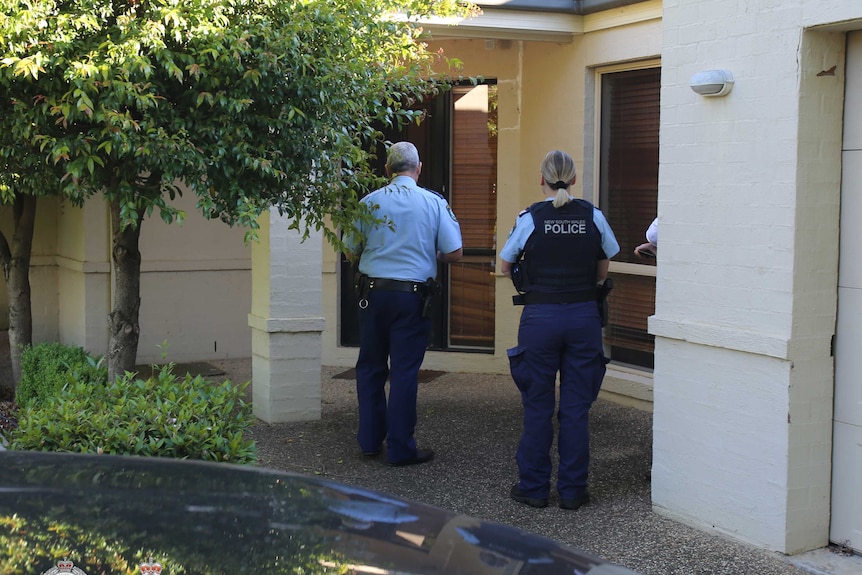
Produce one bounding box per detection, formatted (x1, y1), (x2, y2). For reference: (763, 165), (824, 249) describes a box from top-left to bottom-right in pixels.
(521, 199), (603, 301)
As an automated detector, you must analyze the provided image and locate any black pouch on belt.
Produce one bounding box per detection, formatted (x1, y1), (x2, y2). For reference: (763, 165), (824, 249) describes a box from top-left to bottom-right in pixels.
(421, 277), (442, 318)
(354, 271), (369, 301)
(596, 277), (614, 327)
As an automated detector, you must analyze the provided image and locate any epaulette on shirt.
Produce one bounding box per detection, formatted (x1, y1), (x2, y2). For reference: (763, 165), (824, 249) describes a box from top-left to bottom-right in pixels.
(421, 186), (446, 200)
(520, 201), (550, 217)
(514, 203), (539, 226)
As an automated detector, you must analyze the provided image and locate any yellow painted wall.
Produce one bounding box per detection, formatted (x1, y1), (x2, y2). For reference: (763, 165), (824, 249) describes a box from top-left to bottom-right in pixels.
(0, 197), (61, 338)
(136, 188), (251, 364)
(1, 189), (252, 364)
(56, 199), (110, 353)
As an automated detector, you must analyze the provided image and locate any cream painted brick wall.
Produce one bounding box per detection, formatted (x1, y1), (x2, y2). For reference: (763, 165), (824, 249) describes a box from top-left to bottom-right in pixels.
(251, 350), (322, 423)
(657, 0), (804, 334)
(250, 213), (324, 423)
(652, 340), (792, 551)
(267, 331), (322, 362)
(654, 0), (853, 555)
(268, 222), (322, 319)
(802, 4), (862, 28)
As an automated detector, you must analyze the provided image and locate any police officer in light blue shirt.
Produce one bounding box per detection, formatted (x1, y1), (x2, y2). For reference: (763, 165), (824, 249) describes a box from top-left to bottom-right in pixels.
(500, 149), (619, 511)
(345, 141), (462, 467)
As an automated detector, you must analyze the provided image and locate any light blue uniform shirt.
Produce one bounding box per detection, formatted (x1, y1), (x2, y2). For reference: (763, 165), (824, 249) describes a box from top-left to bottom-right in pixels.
(346, 175), (462, 282)
(645, 217), (658, 245)
(500, 198), (620, 263)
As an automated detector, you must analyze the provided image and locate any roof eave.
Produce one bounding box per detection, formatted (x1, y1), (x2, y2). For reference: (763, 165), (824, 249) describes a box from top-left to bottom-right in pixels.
(420, 0), (661, 43)
(472, 0), (650, 15)
(418, 9), (583, 42)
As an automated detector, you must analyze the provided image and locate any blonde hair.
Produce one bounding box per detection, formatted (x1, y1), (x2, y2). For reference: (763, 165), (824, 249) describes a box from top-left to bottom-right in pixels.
(540, 150), (577, 208)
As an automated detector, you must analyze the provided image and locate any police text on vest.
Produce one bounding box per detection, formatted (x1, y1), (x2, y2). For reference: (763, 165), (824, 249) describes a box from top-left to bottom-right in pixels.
(544, 219), (587, 234)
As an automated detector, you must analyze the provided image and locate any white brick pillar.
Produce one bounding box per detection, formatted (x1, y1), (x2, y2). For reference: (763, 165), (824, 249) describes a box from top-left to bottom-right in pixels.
(248, 209), (324, 423)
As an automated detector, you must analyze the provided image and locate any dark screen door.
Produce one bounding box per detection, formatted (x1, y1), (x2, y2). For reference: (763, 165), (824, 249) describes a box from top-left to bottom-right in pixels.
(340, 81), (498, 352)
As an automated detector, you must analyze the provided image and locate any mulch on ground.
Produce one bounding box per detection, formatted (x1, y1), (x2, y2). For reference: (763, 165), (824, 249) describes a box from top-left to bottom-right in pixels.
(332, 368), (445, 383)
(0, 400), (17, 439)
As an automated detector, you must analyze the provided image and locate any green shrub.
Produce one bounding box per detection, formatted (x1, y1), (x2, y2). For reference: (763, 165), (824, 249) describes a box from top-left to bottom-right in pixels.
(11, 365), (257, 464)
(16, 342), (106, 408)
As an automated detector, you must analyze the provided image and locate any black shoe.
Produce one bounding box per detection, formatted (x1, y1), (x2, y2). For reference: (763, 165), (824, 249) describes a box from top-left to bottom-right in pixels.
(361, 443), (382, 458)
(559, 492), (590, 510)
(510, 484), (548, 508)
(387, 449), (434, 467)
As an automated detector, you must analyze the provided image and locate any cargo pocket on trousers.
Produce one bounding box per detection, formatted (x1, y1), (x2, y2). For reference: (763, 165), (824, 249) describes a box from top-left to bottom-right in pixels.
(592, 354), (611, 401)
(507, 346), (530, 393)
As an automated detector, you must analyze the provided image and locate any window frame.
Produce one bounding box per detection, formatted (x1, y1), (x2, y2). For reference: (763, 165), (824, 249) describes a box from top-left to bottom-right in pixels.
(593, 58), (661, 281)
(591, 59), (662, 369)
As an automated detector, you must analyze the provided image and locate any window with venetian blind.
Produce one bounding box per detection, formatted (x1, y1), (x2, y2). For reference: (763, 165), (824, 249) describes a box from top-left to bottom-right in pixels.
(599, 67), (660, 368)
(448, 82), (498, 350)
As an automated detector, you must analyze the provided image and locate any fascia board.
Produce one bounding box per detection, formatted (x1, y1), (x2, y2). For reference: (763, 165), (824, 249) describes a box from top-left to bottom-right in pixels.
(473, 0), (651, 15)
(582, 0), (662, 33)
(473, 0), (576, 12)
(418, 9), (583, 42)
(417, 1), (662, 42)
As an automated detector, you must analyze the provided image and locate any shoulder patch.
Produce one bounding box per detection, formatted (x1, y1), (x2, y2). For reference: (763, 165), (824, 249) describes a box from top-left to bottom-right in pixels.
(446, 205), (458, 222)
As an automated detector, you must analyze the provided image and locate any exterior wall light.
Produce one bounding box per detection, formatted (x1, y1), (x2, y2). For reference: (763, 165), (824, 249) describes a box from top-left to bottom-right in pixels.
(689, 69), (734, 97)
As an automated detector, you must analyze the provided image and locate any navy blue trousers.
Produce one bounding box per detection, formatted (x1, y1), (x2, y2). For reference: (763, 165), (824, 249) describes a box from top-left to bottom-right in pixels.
(507, 301), (607, 500)
(355, 290), (431, 463)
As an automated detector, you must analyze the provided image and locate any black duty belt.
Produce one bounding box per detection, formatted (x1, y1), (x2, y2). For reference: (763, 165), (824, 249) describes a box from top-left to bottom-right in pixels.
(368, 277), (427, 295)
(514, 290), (596, 305)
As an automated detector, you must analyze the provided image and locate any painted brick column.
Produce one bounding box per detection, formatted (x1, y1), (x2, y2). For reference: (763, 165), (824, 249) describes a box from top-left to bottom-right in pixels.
(652, 2), (845, 554)
(248, 209), (324, 423)
(56, 198), (112, 354)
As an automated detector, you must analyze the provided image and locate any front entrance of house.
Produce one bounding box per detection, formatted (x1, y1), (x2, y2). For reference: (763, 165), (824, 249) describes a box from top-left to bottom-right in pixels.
(831, 29), (862, 554)
(339, 81), (498, 353)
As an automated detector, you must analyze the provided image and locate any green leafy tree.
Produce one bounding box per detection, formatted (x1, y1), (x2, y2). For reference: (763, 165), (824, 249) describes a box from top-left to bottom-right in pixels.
(0, 180), (37, 393)
(0, 105), (69, 393)
(1, 0), (80, 396)
(0, 0), (474, 382)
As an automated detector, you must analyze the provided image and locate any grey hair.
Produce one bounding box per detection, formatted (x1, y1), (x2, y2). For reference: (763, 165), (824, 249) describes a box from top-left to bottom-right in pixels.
(541, 150), (577, 208)
(387, 141), (420, 174)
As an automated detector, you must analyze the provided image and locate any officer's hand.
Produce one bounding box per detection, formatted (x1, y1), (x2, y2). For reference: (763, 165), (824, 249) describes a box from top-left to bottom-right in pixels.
(634, 242), (657, 259)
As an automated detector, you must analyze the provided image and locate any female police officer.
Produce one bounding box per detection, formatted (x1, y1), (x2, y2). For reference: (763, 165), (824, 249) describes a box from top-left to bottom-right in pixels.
(500, 149), (619, 510)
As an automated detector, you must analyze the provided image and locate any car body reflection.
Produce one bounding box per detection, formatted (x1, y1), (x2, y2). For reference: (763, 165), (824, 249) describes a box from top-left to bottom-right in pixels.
(0, 451), (640, 575)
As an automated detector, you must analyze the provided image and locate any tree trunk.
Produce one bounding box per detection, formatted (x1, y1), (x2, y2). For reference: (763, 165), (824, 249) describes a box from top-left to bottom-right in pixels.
(107, 198), (144, 382)
(0, 195), (37, 395)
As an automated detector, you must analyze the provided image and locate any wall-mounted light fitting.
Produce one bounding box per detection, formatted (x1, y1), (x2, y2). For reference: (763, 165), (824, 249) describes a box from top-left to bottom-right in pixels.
(689, 69), (734, 97)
